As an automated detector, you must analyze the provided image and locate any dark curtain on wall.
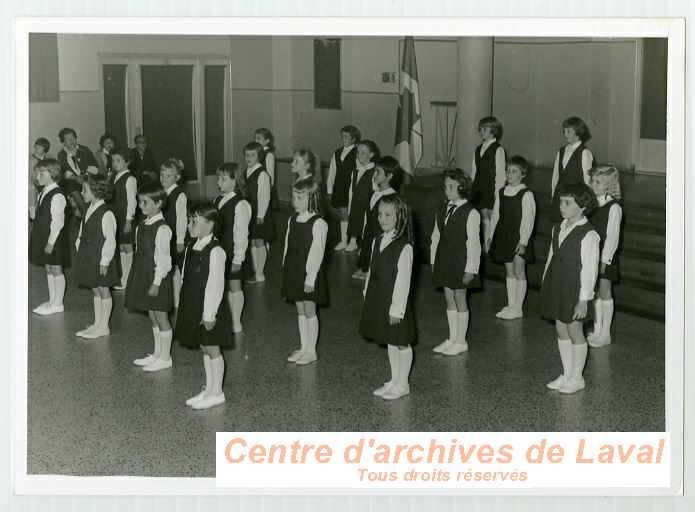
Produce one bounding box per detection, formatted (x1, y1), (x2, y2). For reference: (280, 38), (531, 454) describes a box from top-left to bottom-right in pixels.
(29, 33), (59, 103)
(102, 65), (128, 148)
(314, 38), (341, 109)
(204, 65), (225, 176)
(141, 65), (197, 181)
(640, 38), (667, 141)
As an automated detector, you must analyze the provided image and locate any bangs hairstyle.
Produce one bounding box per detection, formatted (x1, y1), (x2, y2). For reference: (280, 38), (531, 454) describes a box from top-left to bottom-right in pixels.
(443, 167), (473, 200)
(99, 133), (115, 148)
(557, 183), (599, 215)
(562, 116), (591, 142)
(188, 201), (223, 240)
(243, 141), (264, 159)
(358, 140), (380, 162)
(378, 194), (412, 245)
(375, 155), (405, 192)
(294, 149), (322, 184)
(111, 146), (133, 165)
(134, 134), (147, 143)
(478, 116), (503, 140)
(83, 173), (113, 202)
(34, 158), (62, 182)
(34, 137), (50, 152)
(254, 128), (275, 152)
(589, 165), (621, 199)
(340, 125), (361, 144)
(161, 158), (184, 179)
(507, 155), (530, 178)
(291, 178), (324, 217)
(137, 181), (167, 204)
(216, 162), (248, 197)
(58, 127), (77, 142)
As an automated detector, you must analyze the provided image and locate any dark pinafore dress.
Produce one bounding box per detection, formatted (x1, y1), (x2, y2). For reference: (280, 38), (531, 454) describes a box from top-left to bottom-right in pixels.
(29, 186), (71, 268)
(213, 193), (253, 281)
(473, 140), (502, 210)
(331, 146), (357, 208)
(359, 235), (416, 347)
(163, 185), (187, 268)
(174, 239), (233, 348)
(550, 144), (594, 222)
(358, 191), (396, 271)
(112, 171), (136, 245)
(246, 165), (276, 242)
(347, 167), (375, 239)
(589, 198), (621, 286)
(539, 221), (597, 324)
(75, 203), (120, 288)
(432, 202), (481, 290)
(489, 187), (535, 264)
(124, 218), (173, 312)
(281, 214), (327, 305)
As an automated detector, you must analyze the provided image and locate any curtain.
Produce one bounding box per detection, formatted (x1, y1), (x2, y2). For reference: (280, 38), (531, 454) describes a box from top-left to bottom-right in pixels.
(29, 33), (59, 103)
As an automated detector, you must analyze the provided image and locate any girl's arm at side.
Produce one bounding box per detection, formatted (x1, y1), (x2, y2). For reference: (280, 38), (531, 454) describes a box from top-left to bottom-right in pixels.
(265, 152), (275, 186)
(551, 152), (560, 196)
(101, 210), (117, 265)
(581, 149), (593, 186)
(125, 176), (137, 220)
(363, 238), (376, 298)
(256, 172), (271, 220)
(470, 152), (477, 181)
(579, 230), (600, 300)
(519, 191), (536, 245)
(202, 246), (226, 322)
(233, 201), (251, 265)
(429, 214), (440, 265)
(494, 146), (506, 192)
(48, 193), (67, 244)
(543, 226), (555, 280)
(175, 193), (188, 245)
(390, 243), (414, 319)
(327, 154), (337, 194)
(305, 218), (328, 287)
(152, 225), (173, 286)
(489, 192), (501, 242)
(282, 217), (291, 266)
(464, 209), (481, 274)
(602, 203), (622, 265)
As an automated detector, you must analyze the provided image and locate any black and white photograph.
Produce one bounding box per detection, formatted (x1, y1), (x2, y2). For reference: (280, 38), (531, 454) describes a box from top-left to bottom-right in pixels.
(22, 27), (672, 482)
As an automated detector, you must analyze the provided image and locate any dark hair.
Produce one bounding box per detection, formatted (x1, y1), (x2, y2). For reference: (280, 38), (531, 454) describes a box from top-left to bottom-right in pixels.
(216, 162), (248, 198)
(99, 133), (115, 148)
(293, 149), (322, 185)
(34, 137), (50, 152)
(137, 181), (167, 205)
(58, 127), (77, 142)
(111, 146), (133, 166)
(254, 128), (275, 152)
(507, 155), (529, 178)
(243, 141), (264, 160)
(188, 201), (223, 241)
(378, 194), (412, 245)
(562, 116), (591, 143)
(478, 116), (503, 140)
(340, 125), (361, 144)
(557, 183), (598, 215)
(291, 178), (324, 217)
(34, 158), (62, 182)
(443, 167), (473, 200)
(357, 140), (380, 163)
(83, 173), (113, 202)
(134, 134), (147, 143)
(375, 156), (404, 192)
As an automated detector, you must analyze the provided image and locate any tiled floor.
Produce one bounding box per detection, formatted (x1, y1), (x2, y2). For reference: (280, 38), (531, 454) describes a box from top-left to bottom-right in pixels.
(26, 217), (665, 477)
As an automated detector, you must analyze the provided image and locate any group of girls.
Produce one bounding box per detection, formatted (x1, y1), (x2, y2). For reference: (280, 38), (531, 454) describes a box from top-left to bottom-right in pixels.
(29, 113), (624, 406)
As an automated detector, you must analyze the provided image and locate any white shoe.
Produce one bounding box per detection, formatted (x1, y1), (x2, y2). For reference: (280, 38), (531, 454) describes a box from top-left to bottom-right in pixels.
(133, 354), (156, 366)
(345, 241), (358, 252)
(382, 385), (410, 400)
(334, 242), (347, 251)
(33, 302), (51, 314)
(373, 382), (394, 396)
(81, 329), (110, 339)
(501, 308), (524, 320)
(433, 339), (454, 353)
(143, 358), (173, 372)
(295, 352), (317, 365)
(495, 306), (510, 318)
(76, 324), (96, 337)
(191, 393), (226, 409)
(588, 334), (612, 348)
(587, 330), (600, 343)
(559, 377), (586, 394)
(35, 304), (64, 316)
(546, 374), (566, 390)
(112, 284), (125, 291)
(442, 341), (469, 355)
(185, 388), (207, 406)
(287, 350), (302, 362)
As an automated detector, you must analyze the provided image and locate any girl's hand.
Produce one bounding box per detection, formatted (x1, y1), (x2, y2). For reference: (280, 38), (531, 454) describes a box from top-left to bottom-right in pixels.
(573, 300), (588, 320)
(147, 284), (159, 297)
(462, 272), (474, 285)
(389, 316), (401, 325)
(515, 243), (526, 256)
(99, 265), (108, 276)
(257, 217), (265, 225)
(177, 243), (185, 254)
(600, 262), (607, 274)
(485, 238), (492, 252)
(44, 243), (53, 254)
(304, 284), (314, 294)
(201, 319), (216, 331)
(124, 219), (132, 234)
(230, 263), (241, 273)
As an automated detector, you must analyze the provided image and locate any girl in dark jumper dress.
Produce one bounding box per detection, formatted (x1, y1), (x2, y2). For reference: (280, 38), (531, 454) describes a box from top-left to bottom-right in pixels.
(282, 179), (328, 365)
(346, 140), (380, 253)
(159, 158), (188, 309)
(244, 141), (275, 283)
(110, 146), (138, 290)
(176, 202), (231, 410)
(328, 125), (360, 250)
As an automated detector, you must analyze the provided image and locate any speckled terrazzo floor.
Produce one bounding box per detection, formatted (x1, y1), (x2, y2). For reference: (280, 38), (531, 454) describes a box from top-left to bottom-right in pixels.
(27, 218), (665, 477)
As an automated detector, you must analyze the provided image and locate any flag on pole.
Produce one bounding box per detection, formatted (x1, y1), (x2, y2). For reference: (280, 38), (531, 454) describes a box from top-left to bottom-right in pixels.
(394, 36), (423, 175)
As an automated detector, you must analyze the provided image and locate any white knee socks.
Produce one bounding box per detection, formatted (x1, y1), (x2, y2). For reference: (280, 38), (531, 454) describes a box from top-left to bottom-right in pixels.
(340, 221), (348, 245)
(99, 298), (112, 331)
(306, 316), (319, 356)
(47, 274), (56, 304)
(571, 343), (588, 382)
(255, 246), (267, 279)
(482, 219), (491, 249)
(210, 356), (225, 396)
(396, 347), (413, 389)
(172, 268), (182, 308)
(601, 299), (614, 337)
(387, 344), (400, 386)
(120, 252), (133, 287)
(505, 278), (516, 308)
(446, 309), (457, 342)
(593, 298), (603, 334)
(229, 291), (244, 333)
(92, 297), (102, 327)
(152, 326), (162, 357)
(515, 280), (527, 312)
(456, 312), (469, 344)
(297, 315), (308, 354)
(53, 274), (66, 306)
(558, 338), (572, 378)
(159, 330), (173, 361)
(202, 354), (212, 391)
